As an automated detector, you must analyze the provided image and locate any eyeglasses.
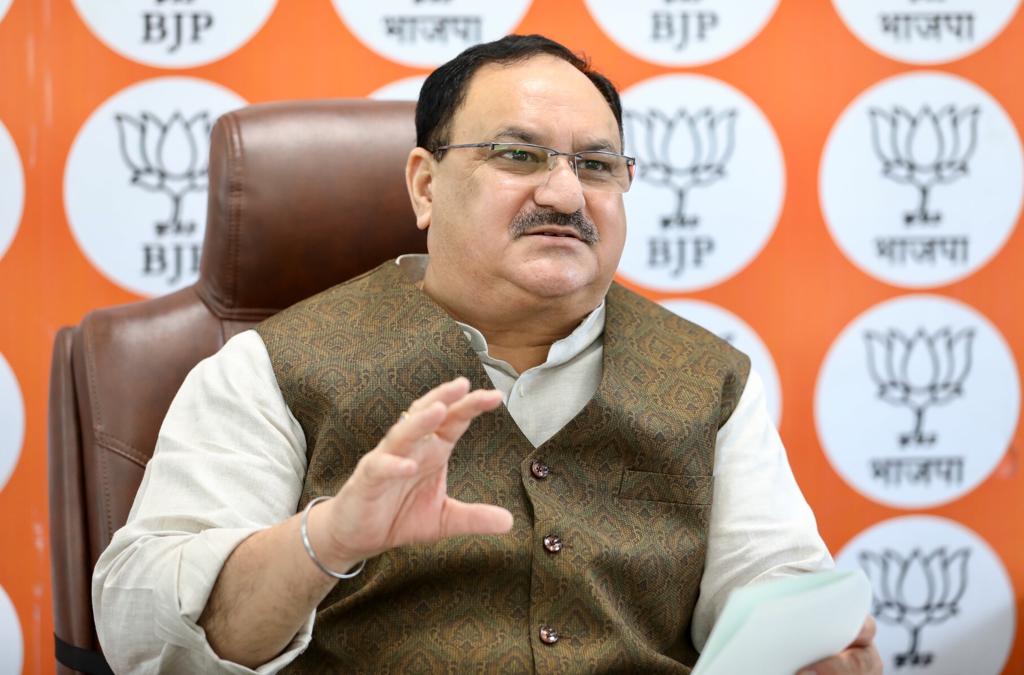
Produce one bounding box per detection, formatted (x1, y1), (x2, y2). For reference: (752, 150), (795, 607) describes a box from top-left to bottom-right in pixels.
(431, 142), (637, 193)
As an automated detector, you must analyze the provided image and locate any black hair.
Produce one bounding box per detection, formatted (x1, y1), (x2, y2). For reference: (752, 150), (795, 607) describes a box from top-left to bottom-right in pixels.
(415, 34), (623, 152)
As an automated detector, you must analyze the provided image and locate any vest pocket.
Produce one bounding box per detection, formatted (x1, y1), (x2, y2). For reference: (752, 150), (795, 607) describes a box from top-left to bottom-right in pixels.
(617, 469), (713, 505)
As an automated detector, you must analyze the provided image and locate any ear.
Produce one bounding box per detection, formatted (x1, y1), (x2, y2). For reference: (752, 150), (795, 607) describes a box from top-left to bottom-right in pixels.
(405, 147), (435, 231)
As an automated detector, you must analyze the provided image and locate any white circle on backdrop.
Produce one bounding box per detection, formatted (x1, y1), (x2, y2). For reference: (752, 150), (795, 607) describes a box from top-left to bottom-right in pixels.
(661, 299), (782, 426)
(815, 294), (1019, 509)
(0, 119), (24, 262)
(832, 0), (1021, 65)
(820, 71), (1023, 289)
(64, 77), (246, 297)
(0, 0), (12, 25)
(369, 75), (427, 101)
(835, 515), (1015, 675)
(331, 0), (533, 68)
(585, 0), (779, 66)
(619, 74), (785, 293)
(0, 584), (23, 673)
(71, 0), (277, 68)
(0, 353), (24, 493)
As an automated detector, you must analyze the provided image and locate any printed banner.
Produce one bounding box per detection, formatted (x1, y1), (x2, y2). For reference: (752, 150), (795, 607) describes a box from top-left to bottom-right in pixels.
(0, 2), (1020, 672)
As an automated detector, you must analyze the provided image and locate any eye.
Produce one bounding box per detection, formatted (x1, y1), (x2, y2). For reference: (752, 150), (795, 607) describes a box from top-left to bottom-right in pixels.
(498, 146), (544, 163)
(580, 157), (612, 173)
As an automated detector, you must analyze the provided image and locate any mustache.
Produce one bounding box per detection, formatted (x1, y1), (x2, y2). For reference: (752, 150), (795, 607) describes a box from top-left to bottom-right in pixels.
(508, 208), (599, 244)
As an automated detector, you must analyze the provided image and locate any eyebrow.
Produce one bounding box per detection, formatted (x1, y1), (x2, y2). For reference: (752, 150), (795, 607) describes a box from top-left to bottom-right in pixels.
(490, 126), (620, 153)
(491, 126), (539, 144)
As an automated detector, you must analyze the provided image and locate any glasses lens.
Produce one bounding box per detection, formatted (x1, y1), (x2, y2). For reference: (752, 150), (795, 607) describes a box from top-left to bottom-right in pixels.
(483, 144), (634, 193)
(576, 152), (633, 193)
(486, 144), (548, 174)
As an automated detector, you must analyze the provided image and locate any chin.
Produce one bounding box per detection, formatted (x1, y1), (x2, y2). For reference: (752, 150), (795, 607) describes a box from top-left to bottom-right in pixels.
(512, 260), (598, 299)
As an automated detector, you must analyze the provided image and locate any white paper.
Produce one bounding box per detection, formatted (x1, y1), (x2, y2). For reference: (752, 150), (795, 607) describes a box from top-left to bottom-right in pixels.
(692, 569), (871, 675)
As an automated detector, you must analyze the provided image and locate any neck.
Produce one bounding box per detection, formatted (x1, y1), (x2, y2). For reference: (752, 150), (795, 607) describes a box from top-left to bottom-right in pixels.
(420, 268), (602, 374)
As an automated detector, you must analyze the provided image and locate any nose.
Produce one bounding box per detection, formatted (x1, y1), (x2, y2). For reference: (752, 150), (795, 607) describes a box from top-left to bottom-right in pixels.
(533, 155), (585, 214)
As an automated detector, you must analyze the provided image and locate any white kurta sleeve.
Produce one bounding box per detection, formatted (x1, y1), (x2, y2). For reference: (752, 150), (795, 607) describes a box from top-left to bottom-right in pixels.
(690, 370), (835, 652)
(92, 329), (313, 674)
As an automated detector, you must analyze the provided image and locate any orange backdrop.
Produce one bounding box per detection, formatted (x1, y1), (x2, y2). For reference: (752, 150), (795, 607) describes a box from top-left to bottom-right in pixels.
(0, 1), (1021, 673)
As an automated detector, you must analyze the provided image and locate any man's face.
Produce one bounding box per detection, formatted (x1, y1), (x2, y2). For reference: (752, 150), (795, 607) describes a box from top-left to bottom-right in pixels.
(421, 55), (627, 305)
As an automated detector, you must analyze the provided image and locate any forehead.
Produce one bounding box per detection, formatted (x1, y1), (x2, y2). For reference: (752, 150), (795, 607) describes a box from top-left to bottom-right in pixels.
(450, 55), (620, 150)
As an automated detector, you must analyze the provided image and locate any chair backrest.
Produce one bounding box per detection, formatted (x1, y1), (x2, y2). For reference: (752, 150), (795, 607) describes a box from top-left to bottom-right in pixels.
(48, 99), (423, 673)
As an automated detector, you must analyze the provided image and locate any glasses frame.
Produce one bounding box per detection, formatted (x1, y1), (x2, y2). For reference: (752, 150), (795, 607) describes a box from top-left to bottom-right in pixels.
(430, 141), (637, 193)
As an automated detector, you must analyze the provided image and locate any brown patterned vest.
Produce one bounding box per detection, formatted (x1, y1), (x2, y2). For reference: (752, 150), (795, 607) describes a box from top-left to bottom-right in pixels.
(257, 261), (750, 674)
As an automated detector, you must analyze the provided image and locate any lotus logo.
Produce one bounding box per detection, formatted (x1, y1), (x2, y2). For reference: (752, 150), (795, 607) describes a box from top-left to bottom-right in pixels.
(624, 108), (737, 227)
(860, 547), (970, 668)
(864, 327), (974, 447)
(868, 104), (980, 225)
(114, 110), (213, 236)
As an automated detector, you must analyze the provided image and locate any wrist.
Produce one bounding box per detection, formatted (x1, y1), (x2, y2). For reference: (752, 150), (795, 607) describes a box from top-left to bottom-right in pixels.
(302, 497), (365, 578)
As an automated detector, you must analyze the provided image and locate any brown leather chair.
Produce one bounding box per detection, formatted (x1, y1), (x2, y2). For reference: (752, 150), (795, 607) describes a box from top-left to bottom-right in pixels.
(48, 99), (425, 674)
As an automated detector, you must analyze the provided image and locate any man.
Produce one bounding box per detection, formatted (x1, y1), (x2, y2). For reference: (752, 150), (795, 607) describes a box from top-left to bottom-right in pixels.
(93, 35), (880, 673)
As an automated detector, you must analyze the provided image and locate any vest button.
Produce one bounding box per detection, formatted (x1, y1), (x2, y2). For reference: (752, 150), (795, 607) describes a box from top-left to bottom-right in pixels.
(530, 459), (550, 479)
(539, 625), (560, 645)
(543, 535), (563, 553)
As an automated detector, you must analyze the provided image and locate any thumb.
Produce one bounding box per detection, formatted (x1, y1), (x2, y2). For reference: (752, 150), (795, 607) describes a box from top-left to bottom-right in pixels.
(440, 499), (514, 538)
(850, 616), (877, 648)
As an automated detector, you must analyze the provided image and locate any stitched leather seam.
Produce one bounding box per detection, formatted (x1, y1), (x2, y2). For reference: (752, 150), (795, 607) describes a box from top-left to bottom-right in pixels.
(98, 441), (115, 550)
(94, 431), (149, 468)
(212, 306), (276, 320)
(81, 324), (105, 432)
(194, 284), (278, 320)
(228, 113), (245, 310)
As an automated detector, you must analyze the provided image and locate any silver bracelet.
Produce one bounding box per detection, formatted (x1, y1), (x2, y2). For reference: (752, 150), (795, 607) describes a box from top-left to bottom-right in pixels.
(300, 496), (367, 580)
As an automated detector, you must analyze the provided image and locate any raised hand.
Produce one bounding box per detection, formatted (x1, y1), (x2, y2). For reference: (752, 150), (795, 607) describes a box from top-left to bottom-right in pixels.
(311, 376), (513, 567)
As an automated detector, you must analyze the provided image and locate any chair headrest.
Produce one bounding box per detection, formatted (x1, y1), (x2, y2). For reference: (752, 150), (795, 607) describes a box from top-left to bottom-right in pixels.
(197, 99), (425, 320)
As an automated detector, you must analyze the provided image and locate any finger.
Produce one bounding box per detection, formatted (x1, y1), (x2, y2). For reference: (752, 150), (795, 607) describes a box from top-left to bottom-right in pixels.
(383, 401), (448, 456)
(356, 450), (418, 487)
(440, 498), (514, 538)
(798, 645), (882, 675)
(850, 616), (876, 648)
(381, 391), (498, 468)
(405, 377), (471, 415)
(434, 389), (504, 442)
